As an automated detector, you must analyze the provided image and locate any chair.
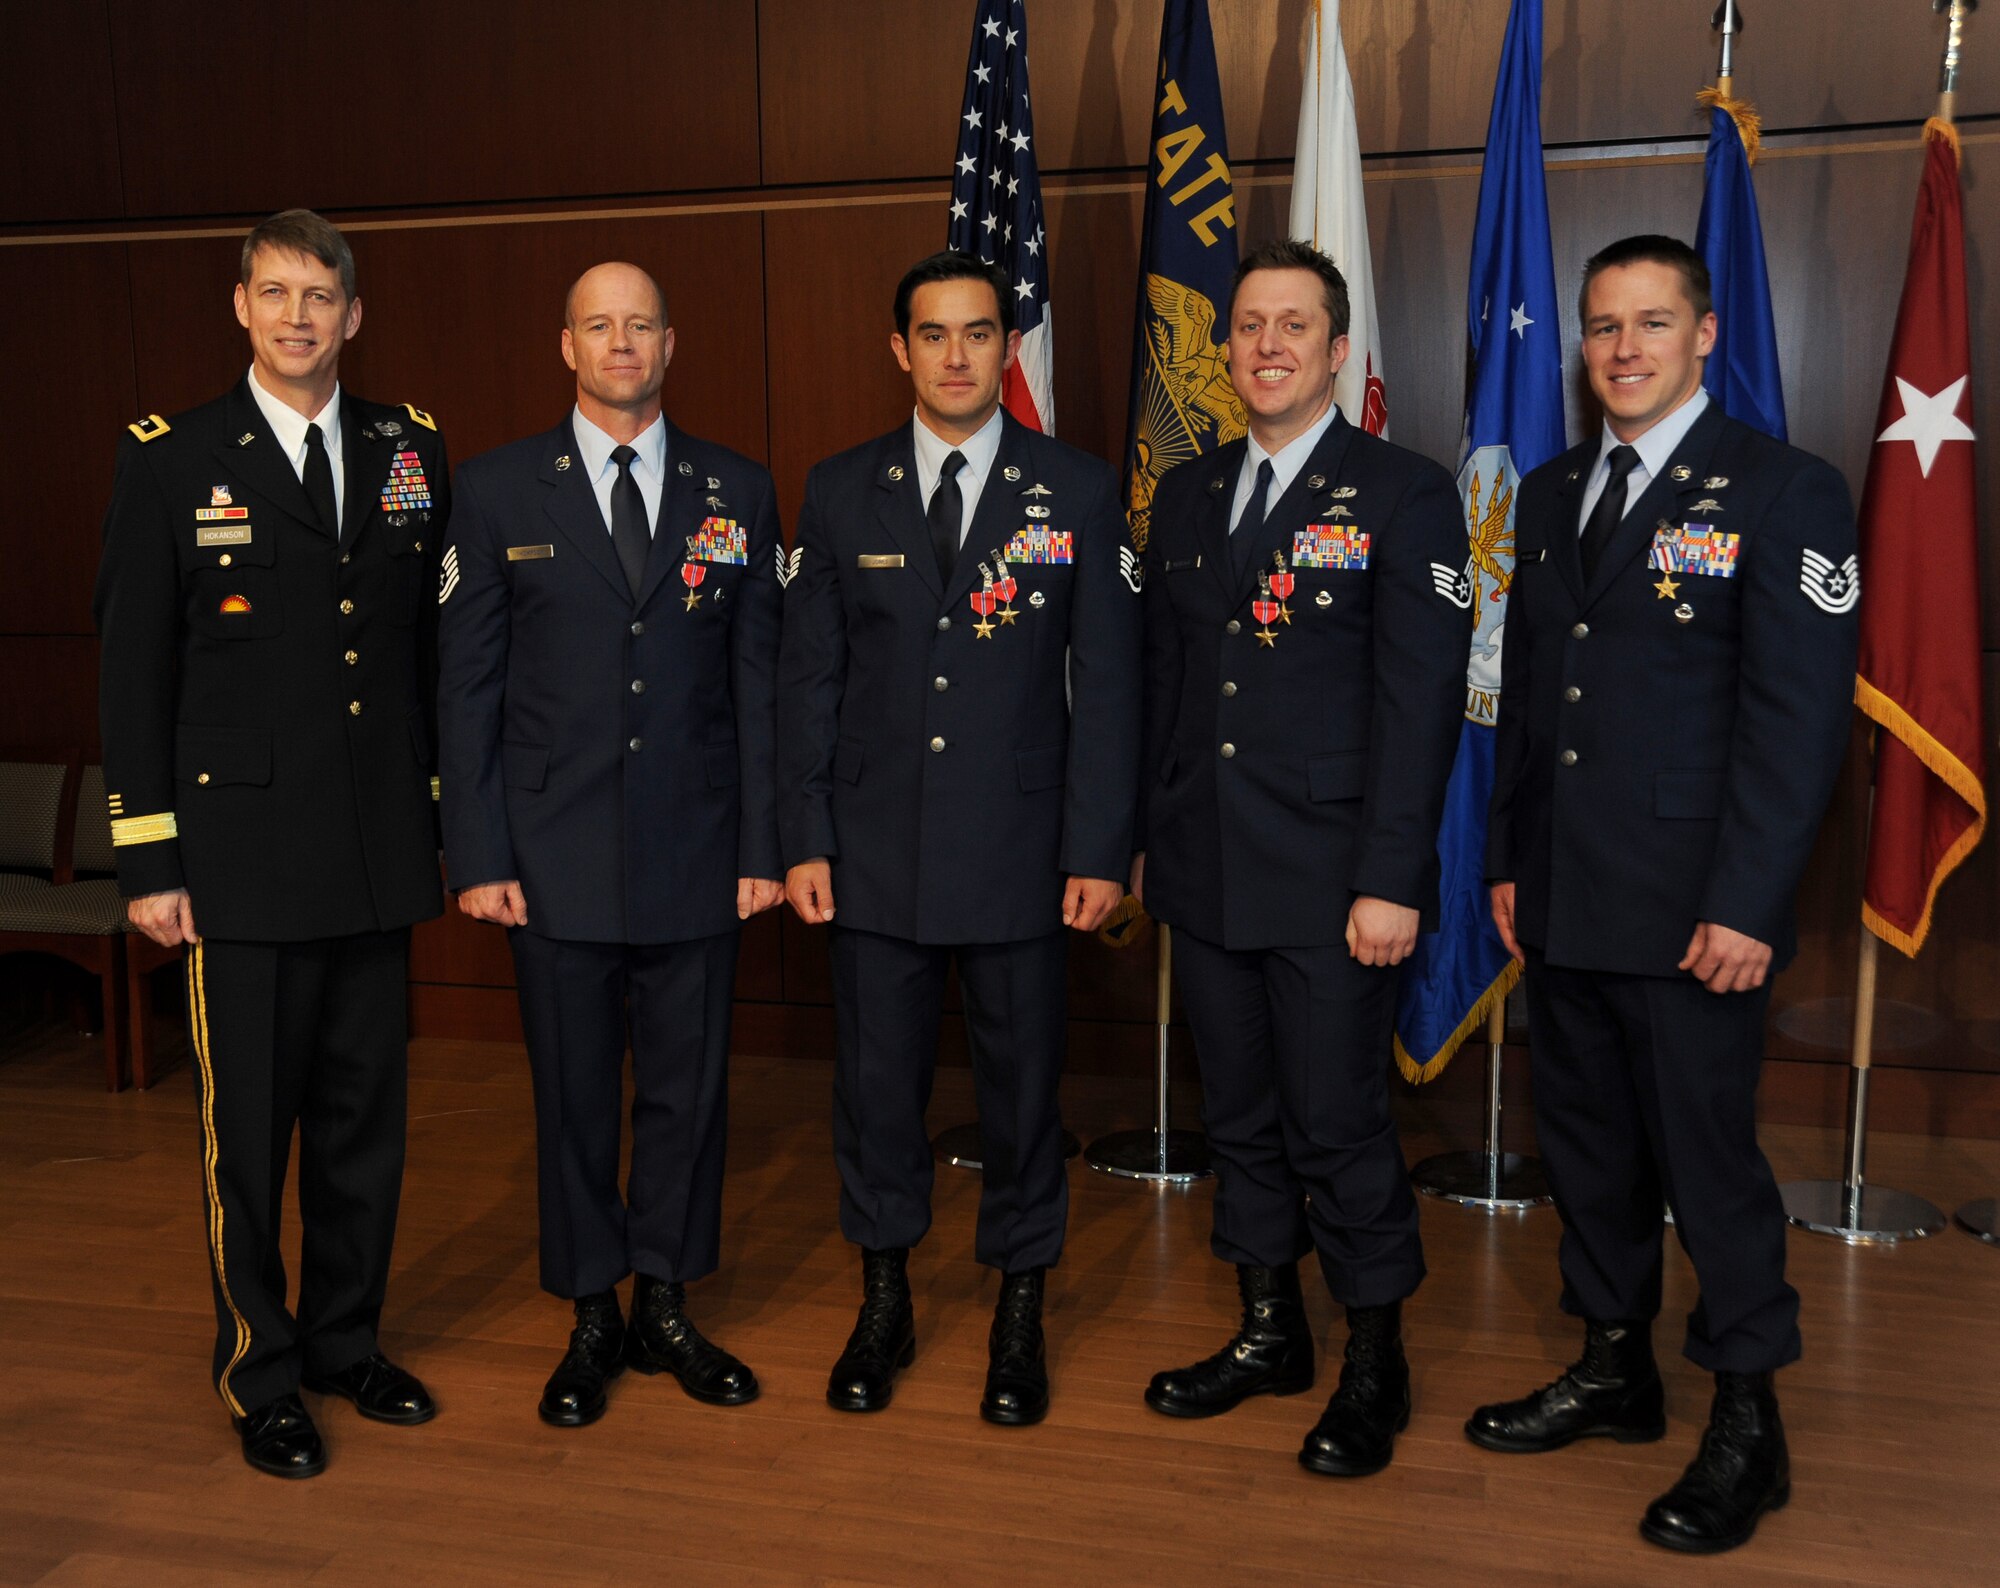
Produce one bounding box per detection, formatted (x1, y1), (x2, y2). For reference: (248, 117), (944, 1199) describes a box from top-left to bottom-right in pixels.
(75, 763), (183, 1088)
(0, 754), (129, 1089)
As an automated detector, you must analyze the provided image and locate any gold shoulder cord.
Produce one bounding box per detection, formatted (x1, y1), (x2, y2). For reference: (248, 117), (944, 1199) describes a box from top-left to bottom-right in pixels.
(187, 942), (253, 1415)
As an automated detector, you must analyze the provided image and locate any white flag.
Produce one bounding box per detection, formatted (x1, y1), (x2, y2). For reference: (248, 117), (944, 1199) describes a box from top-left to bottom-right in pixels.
(1289, 0), (1387, 435)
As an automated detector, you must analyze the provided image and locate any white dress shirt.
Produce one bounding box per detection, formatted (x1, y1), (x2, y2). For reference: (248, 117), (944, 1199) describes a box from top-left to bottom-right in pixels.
(1230, 395), (1345, 530)
(571, 406), (667, 537)
(913, 405), (1005, 547)
(247, 366), (344, 528)
(1576, 386), (1711, 532)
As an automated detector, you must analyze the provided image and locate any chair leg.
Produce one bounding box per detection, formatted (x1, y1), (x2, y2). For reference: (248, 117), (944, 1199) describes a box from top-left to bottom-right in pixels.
(127, 948), (153, 1091)
(101, 953), (128, 1092)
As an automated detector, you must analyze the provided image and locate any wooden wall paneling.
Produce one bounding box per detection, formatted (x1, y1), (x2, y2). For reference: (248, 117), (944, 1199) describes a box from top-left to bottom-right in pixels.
(0, 6), (122, 223)
(0, 639), (99, 754)
(407, 909), (516, 990)
(0, 245), (138, 640)
(121, 234), (253, 424)
(1042, 185), (1145, 468)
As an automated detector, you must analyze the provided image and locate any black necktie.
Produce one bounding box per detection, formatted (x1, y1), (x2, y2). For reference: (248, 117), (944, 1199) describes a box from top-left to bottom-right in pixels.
(610, 444), (649, 598)
(1231, 457), (1275, 577)
(929, 449), (966, 583)
(1579, 444), (1640, 584)
(304, 422), (338, 537)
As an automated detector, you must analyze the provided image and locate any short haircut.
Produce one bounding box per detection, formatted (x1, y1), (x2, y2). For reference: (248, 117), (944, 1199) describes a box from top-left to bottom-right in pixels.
(893, 251), (1014, 339)
(240, 209), (356, 301)
(562, 263), (670, 330)
(1579, 234), (1714, 323)
(1228, 239), (1351, 341)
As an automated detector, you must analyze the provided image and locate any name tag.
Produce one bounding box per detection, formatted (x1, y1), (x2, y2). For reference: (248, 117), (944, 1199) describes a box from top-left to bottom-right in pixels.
(857, 553), (905, 569)
(1163, 556), (1202, 572)
(506, 544), (555, 562)
(196, 524), (253, 547)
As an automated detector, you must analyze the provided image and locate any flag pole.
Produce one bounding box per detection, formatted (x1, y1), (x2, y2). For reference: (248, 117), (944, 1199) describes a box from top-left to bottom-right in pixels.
(1410, 987), (1552, 1210)
(1713, 0), (1741, 97)
(1086, 923), (1213, 1183)
(1783, 1), (1974, 1245)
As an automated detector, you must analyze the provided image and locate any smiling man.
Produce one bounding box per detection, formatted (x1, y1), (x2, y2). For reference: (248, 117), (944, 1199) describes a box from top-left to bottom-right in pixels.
(777, 251), (1140, 1426)
(95, 209), (448, 1477)
(1472, 235), (1859, 1554)
(1132, 239), (1467, 1479)
(437, 261), (782, 1430)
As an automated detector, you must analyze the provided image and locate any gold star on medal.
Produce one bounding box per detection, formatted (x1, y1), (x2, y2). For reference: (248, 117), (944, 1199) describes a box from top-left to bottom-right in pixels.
(974, 616), (996, 638)
(683, 589), (703, 611)
(1277, 604), (1294, 625)
(1653, 573), (1681, 600)
(1255, 626), (1278, 647)
(998, 604), (1018, 625)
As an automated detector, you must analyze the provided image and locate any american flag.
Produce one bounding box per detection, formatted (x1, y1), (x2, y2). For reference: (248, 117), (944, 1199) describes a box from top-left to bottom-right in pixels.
(947, 0), (1053, 433)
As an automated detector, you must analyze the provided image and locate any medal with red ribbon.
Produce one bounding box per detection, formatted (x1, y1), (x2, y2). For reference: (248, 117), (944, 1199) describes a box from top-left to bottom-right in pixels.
(989, 548), (1019, 626)
(681, 535), (707, 610)
(970, 566), (999, 638)
(1252, 571), (1281, 647)
(1269, 550), (1295, 624)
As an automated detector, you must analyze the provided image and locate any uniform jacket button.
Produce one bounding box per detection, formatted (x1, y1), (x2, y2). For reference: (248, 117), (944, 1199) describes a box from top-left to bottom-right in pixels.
(937, 616), (952, 632)
(349, 700), (363, 716)
(930, 736), (946, 752)
(340, 599), (355, 615)
(1570, 621), (1589, 639)
(1221, 682), (1237, 697)
(1226, 620), (1241, 635)
(1563, 685), (1581, 702)
(1559, 748), (1578, 766)
(1220, 743), (1236, 759)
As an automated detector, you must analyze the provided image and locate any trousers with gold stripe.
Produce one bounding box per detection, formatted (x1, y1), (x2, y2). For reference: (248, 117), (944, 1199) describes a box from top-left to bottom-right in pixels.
(184, 930), (410, 1416)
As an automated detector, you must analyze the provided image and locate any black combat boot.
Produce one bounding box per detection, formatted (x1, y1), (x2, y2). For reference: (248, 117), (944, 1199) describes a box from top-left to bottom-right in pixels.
(1640, 1371), (1789, 1554)
(980, 1267), (1049, 1426)
(625, 1273), (759, 1406)
(539, 1291), (626, 1427)
(1298, 1300), (1410, 1477)
(1465, 1318), (1667, 1453)
(1144, 1262), (1315, 1418)
(826, 1246), (917, 1412)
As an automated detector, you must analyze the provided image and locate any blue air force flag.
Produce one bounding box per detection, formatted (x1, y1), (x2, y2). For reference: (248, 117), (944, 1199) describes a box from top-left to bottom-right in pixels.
(1122, 0), (1245, 551)
(1695, 96), (1787, 440)
(1394, 0), (1566, 1083)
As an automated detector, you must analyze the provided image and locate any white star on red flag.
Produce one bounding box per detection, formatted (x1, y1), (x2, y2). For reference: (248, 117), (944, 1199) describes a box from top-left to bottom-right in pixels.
(1875, 374), (1976, 478)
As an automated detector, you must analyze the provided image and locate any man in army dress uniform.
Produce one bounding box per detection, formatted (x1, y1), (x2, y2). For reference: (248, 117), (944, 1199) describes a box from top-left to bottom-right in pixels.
(438, 262), (783, 1428)
(778, 251), (1141, 1426)
(1473, 236), (1860, 1554)
(95, 210), (446, 1478)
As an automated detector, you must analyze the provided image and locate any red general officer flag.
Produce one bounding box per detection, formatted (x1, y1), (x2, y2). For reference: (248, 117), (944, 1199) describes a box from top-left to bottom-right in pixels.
(1855, 121), (1986, 956)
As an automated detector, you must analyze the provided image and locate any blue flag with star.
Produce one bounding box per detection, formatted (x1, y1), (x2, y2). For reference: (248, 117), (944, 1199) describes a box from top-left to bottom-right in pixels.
(1695, 102), (1786, 439)
(1394, 0), (1565, 1082)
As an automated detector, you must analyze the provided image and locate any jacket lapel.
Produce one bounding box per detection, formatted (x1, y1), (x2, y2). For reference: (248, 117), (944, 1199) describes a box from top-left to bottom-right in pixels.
(874, 427), (943, 599)
(1585, 402), (1729, 606)
(1546, 442), (1594, 608)
(541, 421), (630, 601)
(215, 380), (325, 537)
(1195, 439), (1245, 606)
(1243, 413), (1355, 603)
(339, 394), (390, 545)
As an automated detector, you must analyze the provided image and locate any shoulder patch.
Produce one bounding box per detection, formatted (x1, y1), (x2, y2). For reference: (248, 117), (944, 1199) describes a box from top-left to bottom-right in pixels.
(128, 413), (171, 443)
(401, 404), (437, 431)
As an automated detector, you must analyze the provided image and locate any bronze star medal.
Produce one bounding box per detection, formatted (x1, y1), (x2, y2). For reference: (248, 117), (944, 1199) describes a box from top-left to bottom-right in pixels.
(1654, 572), (1681, 599)
(990, 550), (1019, 624)
(1270, 550), (1296, 624)
(970, 568), (999, 638)
(1253, 571), (1282, 646)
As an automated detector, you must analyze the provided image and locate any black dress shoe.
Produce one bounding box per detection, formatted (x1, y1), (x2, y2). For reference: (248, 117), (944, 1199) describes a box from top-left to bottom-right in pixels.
(980, 1268), (1049, 1426)
(1641, 1371), (1790, 1554)
(1299, 1301), (1410, 1478)
(540, 1292), (626, 1428)
(302, 1352), (436, 1426)
(626, 1274), (759, 1406)
(1464, 1319), (1666, 1454)
(232, 1393), (327, 1479)
(827, 1246), (916, 1413)
(1145, 1262), (1314, 1418)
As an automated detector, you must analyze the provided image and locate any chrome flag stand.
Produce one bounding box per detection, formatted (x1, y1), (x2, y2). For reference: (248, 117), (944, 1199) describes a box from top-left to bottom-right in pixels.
(1084, 924), (1211, 1184)
(1410, 998), (1552, 1211)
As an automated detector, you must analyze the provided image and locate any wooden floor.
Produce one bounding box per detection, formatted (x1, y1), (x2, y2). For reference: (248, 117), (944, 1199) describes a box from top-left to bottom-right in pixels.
(3, 1023), (1998, 1587)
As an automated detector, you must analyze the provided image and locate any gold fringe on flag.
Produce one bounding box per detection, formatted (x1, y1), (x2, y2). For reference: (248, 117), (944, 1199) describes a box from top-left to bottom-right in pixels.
(1094, 892), (1152, 949)
(1392, 956), (1522, 1086)
(1696, 86), (1763, 162)
(1924, 115), (1963, 162)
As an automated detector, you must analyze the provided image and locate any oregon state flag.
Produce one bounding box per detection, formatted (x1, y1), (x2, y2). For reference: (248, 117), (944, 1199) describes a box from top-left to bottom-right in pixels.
(1122, 0), (1245, 555)
(1394, 0), (1565, 1081)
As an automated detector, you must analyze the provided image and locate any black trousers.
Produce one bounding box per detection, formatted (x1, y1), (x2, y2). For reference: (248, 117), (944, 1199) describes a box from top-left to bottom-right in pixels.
(509, 927), (738, 1299)
(1524, 951), (1800, 1373)
(829, 925), (1068, 1272)
(1172, 928), (1425, 1307)
(183, 930), (410, 1417)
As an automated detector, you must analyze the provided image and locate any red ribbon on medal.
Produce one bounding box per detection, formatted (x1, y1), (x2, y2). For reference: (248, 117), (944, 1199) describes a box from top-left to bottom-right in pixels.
(1269, 569), (1295, 602)
(970, 587), (997, 616)
(1252, 597), (1281, 625)
(681, 562), (707, 590)
(994, 573), (1018, 604)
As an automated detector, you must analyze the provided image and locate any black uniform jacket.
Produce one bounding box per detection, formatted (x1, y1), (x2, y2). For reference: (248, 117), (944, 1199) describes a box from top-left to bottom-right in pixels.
(1137, 412), (1470, 951)
(437, 417), (782, 945)
(93, 379), (447, 941)
(776, 412), (1142, 945)
(1489, 403), (1860, 977)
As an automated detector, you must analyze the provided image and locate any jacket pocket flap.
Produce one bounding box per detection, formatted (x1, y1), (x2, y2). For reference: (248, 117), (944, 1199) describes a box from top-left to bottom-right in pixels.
(1655, 769), (1726, 819)
(175, 724), (272, 787)
(502, 740), (550, 791)
(1307, 750), (1367, 803)
(832, 738), (863, 785)
(1017, 743), (1067, 792)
